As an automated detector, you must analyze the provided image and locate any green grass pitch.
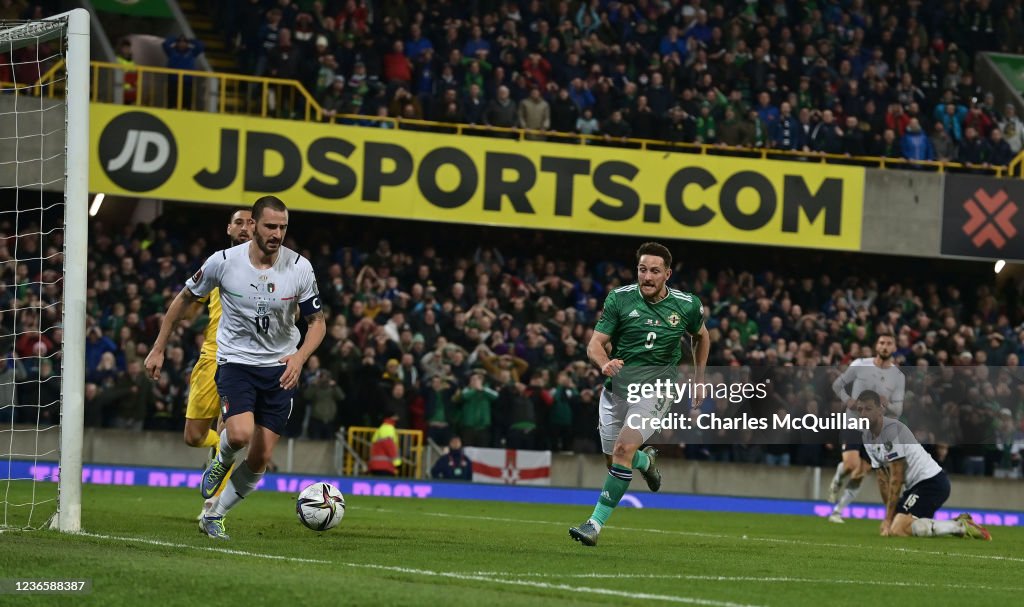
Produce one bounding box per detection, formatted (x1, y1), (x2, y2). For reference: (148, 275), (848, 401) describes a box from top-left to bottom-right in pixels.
(1, 483), (1022, 606)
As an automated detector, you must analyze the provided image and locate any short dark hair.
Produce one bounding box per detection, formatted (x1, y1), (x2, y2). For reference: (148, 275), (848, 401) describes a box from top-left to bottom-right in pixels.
(875, 330), (895, 342)
(636, 242), (672, 269)
(252, 196), (287, 221)
(857, 389), (881, 406)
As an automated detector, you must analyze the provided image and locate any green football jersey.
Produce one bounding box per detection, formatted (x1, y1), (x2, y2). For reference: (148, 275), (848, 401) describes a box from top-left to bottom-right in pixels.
(595, 284), (704, 392)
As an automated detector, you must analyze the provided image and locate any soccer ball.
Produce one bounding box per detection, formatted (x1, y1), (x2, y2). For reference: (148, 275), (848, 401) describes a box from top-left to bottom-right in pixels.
(296, 482), (346, 531)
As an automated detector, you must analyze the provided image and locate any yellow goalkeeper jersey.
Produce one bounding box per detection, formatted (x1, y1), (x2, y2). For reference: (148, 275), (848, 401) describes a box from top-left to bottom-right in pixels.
(199, 288), (221, 361)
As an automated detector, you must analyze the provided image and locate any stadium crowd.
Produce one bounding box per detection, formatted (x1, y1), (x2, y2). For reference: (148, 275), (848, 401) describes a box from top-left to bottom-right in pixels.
(2, 210), (1024, 478)
(198, 0), (1024, 166)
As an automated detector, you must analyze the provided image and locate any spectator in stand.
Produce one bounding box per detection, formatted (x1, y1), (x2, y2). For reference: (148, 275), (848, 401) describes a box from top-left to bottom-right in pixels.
(810, 109), (844, 155)
(959, 126), (992, 166)
(303, 367), (345, 440)
(1001, 104), (1024, 154)
(989, 128), (1014, 167)
(522, 52), (551, 89)
(85, 325), (119, 374)
(111, 360), (151, 431)
(405, 24), (432, 60)
(717, 106), (743, 147)
(771, 101), (803, 151)
(486, 85), (517, 129)
(319, 75), (346, 121)
(931, 121), (958, 162)
(550, 86), (579, 133)
(842, 116), (866, 156)
(382, 40), (412, 85)
(518, 86), (550, 133)
(755, 91), (779, 128)
(463, 84), (486, 126)
(901, 119), (936, 162)
(161, 34), (205, 110)
(454, 372), (497, 448)
(602, 109), (631, 141)
(885, 102), (911, 137)
(875, 128), (903, 159)
(423, 374), (457, 446)
(934, 98), (967, 142)
(964, 102), (995, 138)
(576, 107), (599, 137)
(695, 103), (716, 144)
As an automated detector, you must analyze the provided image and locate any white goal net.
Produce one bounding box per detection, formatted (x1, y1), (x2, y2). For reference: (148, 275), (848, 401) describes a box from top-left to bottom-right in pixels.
(0, 9), (88, 532)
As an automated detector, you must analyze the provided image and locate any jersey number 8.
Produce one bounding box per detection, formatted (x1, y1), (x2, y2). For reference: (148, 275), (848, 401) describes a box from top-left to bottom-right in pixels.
(645, 331), (657, 349)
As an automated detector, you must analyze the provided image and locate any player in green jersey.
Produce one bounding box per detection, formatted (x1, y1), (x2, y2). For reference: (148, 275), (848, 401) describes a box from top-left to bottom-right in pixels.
(570, 242), (709, 546)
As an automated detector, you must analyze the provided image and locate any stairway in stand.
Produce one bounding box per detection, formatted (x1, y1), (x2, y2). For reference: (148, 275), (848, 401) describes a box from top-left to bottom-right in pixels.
(177, 0), (237, 72)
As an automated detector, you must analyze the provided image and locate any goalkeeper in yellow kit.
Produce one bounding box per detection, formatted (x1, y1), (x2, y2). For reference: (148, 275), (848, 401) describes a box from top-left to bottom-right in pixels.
(183, 209), (251, 519)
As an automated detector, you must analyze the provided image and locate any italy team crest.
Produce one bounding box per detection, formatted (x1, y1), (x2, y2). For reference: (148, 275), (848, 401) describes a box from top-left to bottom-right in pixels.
(268, 283), (276, 293)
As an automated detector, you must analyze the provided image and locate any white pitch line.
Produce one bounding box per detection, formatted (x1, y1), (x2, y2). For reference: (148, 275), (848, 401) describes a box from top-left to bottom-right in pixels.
(352, 563), (763, 607)
(78, 532), (332, 565)
(77, 531), (763, 607)
(376, 509), (1024, 565)
(464, 571), (1024, 592)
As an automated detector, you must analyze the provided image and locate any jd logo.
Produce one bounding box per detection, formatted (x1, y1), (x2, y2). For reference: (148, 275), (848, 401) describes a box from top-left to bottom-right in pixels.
(98, 112), (177, 192)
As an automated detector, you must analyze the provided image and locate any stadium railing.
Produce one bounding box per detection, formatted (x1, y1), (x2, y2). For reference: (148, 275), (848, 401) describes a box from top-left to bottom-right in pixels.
(73, 62), (1024, 178)
(8, 60), (1022, 176)
(342, 426), (424, 480)
(85, 60), (320, 119)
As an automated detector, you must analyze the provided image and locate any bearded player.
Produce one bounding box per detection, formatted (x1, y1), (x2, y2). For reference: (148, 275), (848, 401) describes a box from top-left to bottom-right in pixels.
(828, 331), (905, 523)
(858, 390), (990, 540)
(183, 209), (250, 520)
(569, 242), (709, 546)
(146, 196), (325, 540)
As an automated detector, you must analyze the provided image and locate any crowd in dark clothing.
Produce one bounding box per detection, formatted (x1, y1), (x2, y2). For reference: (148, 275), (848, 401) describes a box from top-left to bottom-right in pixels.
(3, 209), (1024, 477)
(204, 0), (1024, 166)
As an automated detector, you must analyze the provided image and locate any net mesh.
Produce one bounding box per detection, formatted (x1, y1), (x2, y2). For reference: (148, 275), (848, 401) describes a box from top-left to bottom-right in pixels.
(0, 16), (70, 529)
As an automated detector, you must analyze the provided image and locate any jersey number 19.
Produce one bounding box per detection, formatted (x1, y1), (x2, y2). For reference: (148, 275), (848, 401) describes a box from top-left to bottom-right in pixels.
(254, 300), (271, 334)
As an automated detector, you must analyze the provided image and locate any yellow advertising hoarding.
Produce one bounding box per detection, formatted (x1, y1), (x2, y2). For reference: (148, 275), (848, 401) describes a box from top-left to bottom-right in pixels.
(90, 103), (864, 250)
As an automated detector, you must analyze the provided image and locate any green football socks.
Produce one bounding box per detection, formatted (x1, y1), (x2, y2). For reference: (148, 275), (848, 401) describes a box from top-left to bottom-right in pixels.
(632, 449), (650, 471)
(590, 464), (632, 527)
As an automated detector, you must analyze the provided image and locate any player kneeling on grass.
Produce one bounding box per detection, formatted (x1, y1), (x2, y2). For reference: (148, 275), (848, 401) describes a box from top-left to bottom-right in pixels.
(858, 390), (990, 540)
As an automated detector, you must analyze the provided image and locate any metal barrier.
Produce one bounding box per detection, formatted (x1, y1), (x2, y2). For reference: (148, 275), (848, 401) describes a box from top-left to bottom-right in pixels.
(340, 426), (423, 479)
(7, 59), (1024, 178)
(89, 61), (319, 120)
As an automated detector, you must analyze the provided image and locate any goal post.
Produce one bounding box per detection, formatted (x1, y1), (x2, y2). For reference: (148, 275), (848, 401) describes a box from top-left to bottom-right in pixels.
(58, 7), (89, 534)
(0, 8), (89, 532)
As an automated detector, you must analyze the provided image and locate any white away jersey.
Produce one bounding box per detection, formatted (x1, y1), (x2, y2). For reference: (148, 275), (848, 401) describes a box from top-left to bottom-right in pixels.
(186, 243), (319, 366)
(863, 418), (943, 489)
(832, 357), (906, 417)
